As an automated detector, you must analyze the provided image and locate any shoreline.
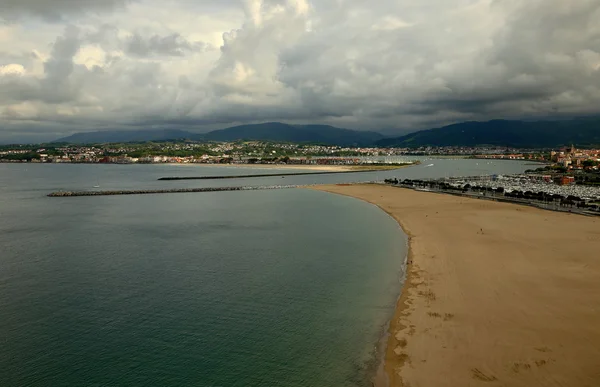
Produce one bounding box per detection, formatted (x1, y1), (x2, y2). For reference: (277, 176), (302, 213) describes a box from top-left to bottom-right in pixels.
(157, 168), (409, 181)
(310, 185), (415, 387)
(165, 163), (360, 171)
(164, 163), (416, 172)
(312, 183), (600, 387)
(1, 162), (416, 172)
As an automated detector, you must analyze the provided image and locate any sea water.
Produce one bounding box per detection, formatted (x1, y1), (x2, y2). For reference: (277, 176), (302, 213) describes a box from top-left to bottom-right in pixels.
(0, 160), (530, 386)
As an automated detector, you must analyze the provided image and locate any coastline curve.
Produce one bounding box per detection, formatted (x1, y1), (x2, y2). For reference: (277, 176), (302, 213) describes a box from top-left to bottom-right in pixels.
(309, 183), (600, 387)
(307, 185), (414, 387)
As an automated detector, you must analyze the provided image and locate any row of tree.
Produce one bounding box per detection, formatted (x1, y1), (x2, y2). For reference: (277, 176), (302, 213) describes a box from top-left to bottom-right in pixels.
(0, 152), (41, 161)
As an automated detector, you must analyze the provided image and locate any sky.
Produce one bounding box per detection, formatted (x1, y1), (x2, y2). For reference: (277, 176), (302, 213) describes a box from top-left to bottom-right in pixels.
(0, 0), (599, 142)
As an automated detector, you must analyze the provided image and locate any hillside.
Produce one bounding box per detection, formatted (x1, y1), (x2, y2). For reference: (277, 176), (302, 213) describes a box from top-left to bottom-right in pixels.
(203, 122), (383, 146)
(54, 118), (600, 148)
(55, 129), (201, 144)
(55, 122), (383, 146)
(376, 118), (600, 148)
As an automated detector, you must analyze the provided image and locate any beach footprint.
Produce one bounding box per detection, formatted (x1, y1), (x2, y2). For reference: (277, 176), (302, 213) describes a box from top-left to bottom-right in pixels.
(471, 368), (497, 382)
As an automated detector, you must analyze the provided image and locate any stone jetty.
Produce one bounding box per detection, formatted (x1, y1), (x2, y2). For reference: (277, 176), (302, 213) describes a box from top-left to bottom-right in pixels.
(158, 170), (383, 181)
(48, 185), (299, 197)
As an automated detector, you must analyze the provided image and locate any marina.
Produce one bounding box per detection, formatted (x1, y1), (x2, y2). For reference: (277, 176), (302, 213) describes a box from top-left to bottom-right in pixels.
(384, 175), (600, 216)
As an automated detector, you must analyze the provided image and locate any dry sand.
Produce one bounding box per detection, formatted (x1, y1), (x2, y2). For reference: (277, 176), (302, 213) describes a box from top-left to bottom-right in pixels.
(171, 163), (353, 171)
(312, 184), (600, 387)
(171, 163), (409, 172)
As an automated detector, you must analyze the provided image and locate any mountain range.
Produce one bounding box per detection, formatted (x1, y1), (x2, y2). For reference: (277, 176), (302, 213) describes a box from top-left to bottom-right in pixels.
(54, 118), (600, 148)
(54, 129), (197, 144)
(203, 122), (383, 146)
(55, 123), (383, 147)
(377, 118), (600, 148)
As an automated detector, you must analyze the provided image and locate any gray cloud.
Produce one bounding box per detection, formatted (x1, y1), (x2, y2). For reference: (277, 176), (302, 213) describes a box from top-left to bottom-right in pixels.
(0, 0), (132, 22)
(1, 0), (600, 142)
(41, 26), (82, 100)
(0, 26), (84, 106)
(125, 33), (207, 57)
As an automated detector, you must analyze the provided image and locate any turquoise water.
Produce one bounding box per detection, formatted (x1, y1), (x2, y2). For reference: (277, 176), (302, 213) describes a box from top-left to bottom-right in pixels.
(0, 160), (531, 386)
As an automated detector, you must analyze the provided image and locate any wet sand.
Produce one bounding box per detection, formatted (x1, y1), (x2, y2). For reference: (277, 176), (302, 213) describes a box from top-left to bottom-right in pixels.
(312, 184), (600, 387)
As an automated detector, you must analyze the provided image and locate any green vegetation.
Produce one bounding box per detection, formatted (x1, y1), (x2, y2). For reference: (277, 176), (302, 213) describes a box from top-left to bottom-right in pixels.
(575, 174), (600, 186)
(1, 140), (398, 162)
(55, 123), (384, 147)
(202, 122), (383, 146)
(377, 118), (600, 148)
(0, 152), (41, 161)
(526, 165), (568, 174)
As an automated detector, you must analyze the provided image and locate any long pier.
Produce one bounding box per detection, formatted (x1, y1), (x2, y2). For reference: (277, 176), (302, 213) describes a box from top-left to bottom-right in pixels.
(47, 185), (299, 197)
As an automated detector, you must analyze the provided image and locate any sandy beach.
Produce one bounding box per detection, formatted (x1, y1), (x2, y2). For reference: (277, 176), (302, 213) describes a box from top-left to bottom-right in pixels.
(169, 163), (409, 172)
(312, 184), (600, 387)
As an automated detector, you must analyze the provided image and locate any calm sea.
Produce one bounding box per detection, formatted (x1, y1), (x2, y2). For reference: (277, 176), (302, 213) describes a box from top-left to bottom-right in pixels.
(0, 159), (530, 386)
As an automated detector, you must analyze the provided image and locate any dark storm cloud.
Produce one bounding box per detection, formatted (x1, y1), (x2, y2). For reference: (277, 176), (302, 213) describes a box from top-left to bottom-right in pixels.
(429, 0), (600, 116)
(1, 0), (600, 141)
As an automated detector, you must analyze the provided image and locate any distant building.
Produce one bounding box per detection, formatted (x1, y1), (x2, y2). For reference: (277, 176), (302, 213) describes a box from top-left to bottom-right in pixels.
(556, 176), (575, 186)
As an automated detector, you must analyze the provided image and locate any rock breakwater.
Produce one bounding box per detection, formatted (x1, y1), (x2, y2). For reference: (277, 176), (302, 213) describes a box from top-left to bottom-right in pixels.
(48, 185), (299, 197)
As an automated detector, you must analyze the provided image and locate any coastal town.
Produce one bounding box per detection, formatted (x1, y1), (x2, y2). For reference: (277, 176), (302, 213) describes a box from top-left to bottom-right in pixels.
(1, 140), (599, 166)
(0, 141), (422, 164)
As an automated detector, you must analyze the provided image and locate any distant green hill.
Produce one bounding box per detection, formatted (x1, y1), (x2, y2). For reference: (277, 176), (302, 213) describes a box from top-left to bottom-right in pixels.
(54, 118), (600, 148)
(55, 122), (384, 146)
(55, 129), (201, 144)
(376, 118), (600, 148)
(203, 122), (383, 146)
